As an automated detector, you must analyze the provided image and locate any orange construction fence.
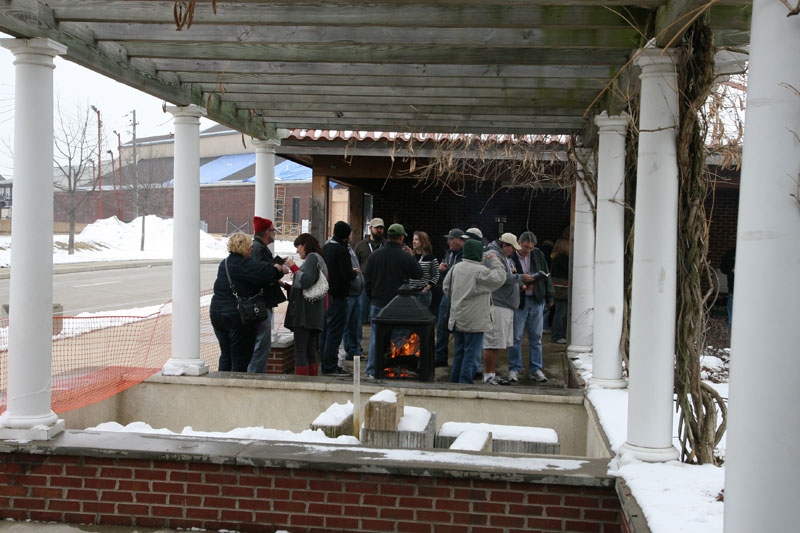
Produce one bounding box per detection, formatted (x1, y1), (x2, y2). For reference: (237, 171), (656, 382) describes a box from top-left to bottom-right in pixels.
(0, 290), (222, 416)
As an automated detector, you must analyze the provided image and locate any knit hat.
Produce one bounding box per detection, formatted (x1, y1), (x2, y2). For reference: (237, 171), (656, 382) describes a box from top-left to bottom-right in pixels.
(333, 220), (352, 240)
(253, 216), (273, 234)
(463, 239), (484, 261)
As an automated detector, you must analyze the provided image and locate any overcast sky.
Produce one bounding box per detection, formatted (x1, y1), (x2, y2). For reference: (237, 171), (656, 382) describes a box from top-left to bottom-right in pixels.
(0, 31), (216, 178)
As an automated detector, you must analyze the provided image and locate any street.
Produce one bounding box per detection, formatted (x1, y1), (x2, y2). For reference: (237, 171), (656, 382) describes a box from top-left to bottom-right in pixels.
(0, 263), (221, 317)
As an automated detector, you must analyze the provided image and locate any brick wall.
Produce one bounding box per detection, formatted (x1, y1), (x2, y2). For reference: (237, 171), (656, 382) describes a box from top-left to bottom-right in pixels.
(1, 452), (622, 532)
(706, 188), (739, 268)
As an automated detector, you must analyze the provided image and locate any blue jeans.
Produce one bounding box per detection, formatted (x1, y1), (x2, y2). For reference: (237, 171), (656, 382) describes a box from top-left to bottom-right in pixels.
(342, 294), (363, 356)
(451, 331), (483, 384)
(509, 297), (545, 373)
(366, 304), (383, 376)
(359, 289), (371, 324)
(320, 296), (348, 373)
(415, 290), (432, 309)
(435, 296), (451, 364)
(247, 309), (273, 373)
(551, 300), (567, 341)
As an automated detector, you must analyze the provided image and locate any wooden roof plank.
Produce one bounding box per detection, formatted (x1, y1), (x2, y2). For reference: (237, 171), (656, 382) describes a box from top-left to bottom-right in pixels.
(121, 42), (633, 65)
(49, 1), (649, 28)
(152, 59), (620, 79)
(88, 23), (642, 49)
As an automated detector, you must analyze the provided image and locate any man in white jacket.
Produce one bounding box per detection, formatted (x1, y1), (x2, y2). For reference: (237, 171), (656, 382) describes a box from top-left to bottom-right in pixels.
(442, 238), (506, 384)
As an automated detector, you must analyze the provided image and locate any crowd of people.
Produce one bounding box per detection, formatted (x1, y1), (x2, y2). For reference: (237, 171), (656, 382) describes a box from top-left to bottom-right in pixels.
(209, 215), (570, 385)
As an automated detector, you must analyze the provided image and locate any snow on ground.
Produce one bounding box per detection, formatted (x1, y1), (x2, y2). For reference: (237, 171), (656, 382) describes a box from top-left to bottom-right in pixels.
(575, 351), (729, 533)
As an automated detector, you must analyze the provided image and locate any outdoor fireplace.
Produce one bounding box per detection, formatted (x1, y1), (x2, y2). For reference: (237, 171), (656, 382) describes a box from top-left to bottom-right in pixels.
(372, 285), (436, 381)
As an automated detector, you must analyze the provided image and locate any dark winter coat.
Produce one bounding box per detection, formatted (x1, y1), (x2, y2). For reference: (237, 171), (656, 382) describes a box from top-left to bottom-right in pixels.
(322, 237), (356, 299)
(363, 241), (423, 307)
(251, 237), (287, 307)
(210, 253), (284, 316)
(285, 252), (328, 332)
(510, 248), (554, 307)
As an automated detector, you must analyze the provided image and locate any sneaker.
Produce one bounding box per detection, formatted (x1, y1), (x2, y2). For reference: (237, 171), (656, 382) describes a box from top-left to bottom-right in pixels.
(364, 373), (376, 381)
(345, 353), (365, 361)
(556, 338), (567, 345)
(532, 369), (548, 383)
(485, 376), (510, 386)
(323, 366), (351, 377)
(508, 370), (519, 383)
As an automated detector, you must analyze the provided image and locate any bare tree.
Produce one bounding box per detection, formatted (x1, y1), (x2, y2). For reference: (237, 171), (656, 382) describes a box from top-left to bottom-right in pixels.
(53, 103), (99, 254)
(121, 146), (172, 251)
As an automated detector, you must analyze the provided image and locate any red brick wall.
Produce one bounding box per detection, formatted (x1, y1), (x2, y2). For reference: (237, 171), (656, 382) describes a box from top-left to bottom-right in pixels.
(1, 452), (622, 532)
(705, 188), (739, 268)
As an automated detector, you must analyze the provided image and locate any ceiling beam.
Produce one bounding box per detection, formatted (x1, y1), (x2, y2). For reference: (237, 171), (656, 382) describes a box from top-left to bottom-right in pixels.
(121, 42), (632, 65)
(181, 73), (608, 90)
(85, 23), (642, 49)
(48, 1), (649, 28)
(153, 59), (620, 79)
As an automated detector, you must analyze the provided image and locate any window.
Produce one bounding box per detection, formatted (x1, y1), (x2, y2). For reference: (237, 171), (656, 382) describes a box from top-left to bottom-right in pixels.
(292, 197), (300, 222)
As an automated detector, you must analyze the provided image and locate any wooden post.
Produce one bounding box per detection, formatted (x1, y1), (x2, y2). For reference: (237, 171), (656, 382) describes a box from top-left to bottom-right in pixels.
(349, 187), (364, 240)
(311, 174), (328, 244)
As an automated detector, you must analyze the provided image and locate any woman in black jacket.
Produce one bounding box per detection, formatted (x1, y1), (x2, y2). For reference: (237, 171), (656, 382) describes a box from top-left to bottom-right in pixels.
(284, 233), (328, 376)
(210, 233), (290, 372)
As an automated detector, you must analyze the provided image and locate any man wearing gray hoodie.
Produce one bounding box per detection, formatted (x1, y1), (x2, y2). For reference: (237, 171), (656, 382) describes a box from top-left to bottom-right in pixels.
(481, 233), (536, 385)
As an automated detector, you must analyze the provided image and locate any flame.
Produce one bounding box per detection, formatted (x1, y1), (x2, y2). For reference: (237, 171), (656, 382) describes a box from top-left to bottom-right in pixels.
(383, 332), (421, 378)
(387, 332), (420, 360)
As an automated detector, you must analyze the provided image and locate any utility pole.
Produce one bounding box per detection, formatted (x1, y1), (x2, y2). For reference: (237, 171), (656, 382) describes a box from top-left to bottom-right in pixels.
(90, 105), (102, 219)
(130, 109), (139, 218)
(112, 130), (123, 219)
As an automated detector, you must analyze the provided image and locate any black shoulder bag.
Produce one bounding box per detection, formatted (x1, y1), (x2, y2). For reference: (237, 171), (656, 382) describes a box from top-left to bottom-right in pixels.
(224, 258), (269, 325)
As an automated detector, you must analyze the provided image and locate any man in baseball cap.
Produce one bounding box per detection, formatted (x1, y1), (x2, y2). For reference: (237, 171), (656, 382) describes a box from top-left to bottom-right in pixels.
(354, 217), (387, 349)
(249, 216), (286, 373)
(434, 228), (465, 367)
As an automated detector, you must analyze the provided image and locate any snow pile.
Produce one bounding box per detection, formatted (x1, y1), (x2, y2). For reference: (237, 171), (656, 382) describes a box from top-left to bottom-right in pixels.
(369, 389), (398, 403)
(450, 428), (491, 451)
(575, 350), (729, 533)
(397, 406), (431, 432)
(89, 421), (359, 445)
(312, 401), (354, 427)
(439, 421), (558, 444)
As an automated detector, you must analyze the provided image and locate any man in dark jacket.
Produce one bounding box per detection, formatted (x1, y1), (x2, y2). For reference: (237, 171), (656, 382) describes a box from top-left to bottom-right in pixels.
(320, 221), (357, 376)
(508, 231), (554, 383)
(363, 223), (423, 378)
(354, 218), (385, 326)
(249, 216), (287, 373)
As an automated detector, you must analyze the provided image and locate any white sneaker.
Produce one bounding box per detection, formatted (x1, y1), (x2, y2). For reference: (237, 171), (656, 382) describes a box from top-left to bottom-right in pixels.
(508, 370), (519, 383)
(532, 369), (548, 383)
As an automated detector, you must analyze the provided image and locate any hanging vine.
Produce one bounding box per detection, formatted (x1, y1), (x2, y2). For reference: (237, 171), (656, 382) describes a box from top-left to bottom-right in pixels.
(674, 19), (727, 465)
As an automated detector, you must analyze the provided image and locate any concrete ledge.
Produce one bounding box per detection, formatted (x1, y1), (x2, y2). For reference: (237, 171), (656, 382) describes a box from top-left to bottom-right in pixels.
(149, 372), (586, 404)
(0, 429), (616, 488)
(616, 477), (652, 532)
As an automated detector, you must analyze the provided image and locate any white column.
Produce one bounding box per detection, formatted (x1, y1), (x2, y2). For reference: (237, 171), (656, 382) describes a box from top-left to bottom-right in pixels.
(567, 150), (595, 356)
(588, 113), (628, 389)
(253, 138), (279, 252)
(724, 3), (799, 531)
(620, 48), (680, 462)
(162, 105), (209, 376)
(0, 38), (67, 439)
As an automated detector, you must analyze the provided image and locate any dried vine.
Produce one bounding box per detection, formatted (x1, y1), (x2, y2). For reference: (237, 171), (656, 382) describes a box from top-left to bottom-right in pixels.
(390, 135), (579, 213)
(674, 20), (727, 465)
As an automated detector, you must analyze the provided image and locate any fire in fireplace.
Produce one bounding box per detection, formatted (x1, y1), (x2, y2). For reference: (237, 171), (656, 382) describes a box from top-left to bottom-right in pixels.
(373, 285), (436, 381)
